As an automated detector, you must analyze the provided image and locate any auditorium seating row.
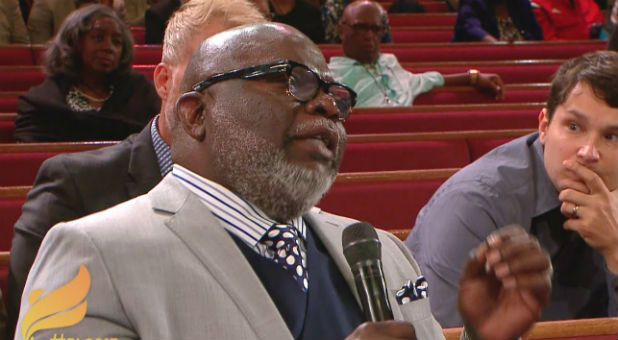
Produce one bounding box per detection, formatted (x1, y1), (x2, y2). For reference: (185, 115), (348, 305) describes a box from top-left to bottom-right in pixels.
(0, 59), (563, 92)
(0, 128), (533, 186)
(0, 83), (549, 114)
(0, 40), (605, 66)
(0, 168), (452, 252)
(130, 26), (455, 45)
(0, 247), (615, 340)
(0, 129), (533, 251)
(0, 103), (543, 142)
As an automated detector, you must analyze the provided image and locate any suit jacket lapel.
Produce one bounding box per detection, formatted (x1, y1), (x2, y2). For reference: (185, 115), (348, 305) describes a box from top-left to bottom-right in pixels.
(150, 176), (292, 339)
(126, 123), (162, 197)
(303, 210), (362, 306)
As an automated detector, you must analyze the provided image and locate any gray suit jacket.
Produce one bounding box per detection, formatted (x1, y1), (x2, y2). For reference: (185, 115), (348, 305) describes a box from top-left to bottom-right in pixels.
(8, 125), (161, 338)
(16, 175), (444, 339)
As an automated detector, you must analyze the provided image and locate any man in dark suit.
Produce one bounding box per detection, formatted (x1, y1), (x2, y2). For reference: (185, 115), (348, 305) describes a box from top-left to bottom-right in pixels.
(6, 0), (264, 336)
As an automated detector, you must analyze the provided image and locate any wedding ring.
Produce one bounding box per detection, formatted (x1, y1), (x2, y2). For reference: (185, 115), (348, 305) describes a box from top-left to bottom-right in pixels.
(571, 205), (579, 218)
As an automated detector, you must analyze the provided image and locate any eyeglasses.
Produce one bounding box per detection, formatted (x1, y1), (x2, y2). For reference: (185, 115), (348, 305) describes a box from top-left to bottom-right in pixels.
(342, 22), (385, 36)
(191, 60), (357, 120)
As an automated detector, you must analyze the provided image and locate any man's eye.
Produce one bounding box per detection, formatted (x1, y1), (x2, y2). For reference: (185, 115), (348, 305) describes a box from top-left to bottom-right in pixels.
(568, 122), (579, 131)
(606, 133), (618, 142)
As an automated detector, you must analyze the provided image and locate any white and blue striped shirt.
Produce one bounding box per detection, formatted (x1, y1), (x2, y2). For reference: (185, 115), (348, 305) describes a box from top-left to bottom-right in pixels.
(172, 164), (307, 255)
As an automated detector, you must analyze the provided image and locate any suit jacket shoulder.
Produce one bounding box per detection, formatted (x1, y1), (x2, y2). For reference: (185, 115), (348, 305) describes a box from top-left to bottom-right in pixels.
(7, 125), (161, 338)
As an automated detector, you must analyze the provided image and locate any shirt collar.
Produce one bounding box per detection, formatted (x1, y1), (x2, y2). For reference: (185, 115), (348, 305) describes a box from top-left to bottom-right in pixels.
(531, 135), (562, 217)
(171, 164), (306, 249)
(150, 116), (172, 177)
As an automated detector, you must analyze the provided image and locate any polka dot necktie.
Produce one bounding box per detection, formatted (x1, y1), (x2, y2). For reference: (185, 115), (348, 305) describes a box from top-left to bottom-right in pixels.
(260, 224), (309, 292)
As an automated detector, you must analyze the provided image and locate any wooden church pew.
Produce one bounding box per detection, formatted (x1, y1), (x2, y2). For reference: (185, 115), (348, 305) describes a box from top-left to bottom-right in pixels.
(0, 103), (542, 142)
(0, 129), (533, 186)
(0, 168), (458, 246)
(0, 59), (559, 91)
(319, 168), (458, 230)
(388, 13), (456, 26)
(0, 83), (550, 113)
(319, 40), (606, 63)
(345, 103), (543, 134)
(443, 317), (618, 340)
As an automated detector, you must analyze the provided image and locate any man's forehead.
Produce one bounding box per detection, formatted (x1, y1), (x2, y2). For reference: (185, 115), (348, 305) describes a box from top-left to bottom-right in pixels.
(344, 2), (382, 24)
(198, 25), (328, 75)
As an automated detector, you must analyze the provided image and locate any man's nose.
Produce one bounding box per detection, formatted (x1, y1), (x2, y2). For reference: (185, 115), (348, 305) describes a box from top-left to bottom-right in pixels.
(577, 139), (600, 162)
(305, 90), (341, 121)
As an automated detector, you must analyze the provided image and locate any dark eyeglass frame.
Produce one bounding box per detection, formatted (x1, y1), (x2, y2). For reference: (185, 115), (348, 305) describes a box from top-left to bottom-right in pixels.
(191, 59), (357, 121)
(341, 22), (386, 36)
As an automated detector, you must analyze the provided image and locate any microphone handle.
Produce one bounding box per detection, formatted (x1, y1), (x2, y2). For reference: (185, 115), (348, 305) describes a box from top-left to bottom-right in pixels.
(353, 260), (394, 322)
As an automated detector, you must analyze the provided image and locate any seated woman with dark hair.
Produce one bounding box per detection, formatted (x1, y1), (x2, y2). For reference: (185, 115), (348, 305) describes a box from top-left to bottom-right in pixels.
(15, 4), (160, 142)
(452, 0), (543, 42)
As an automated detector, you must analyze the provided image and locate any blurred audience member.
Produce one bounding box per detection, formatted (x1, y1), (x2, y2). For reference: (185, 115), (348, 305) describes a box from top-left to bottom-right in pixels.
(0, 0), (30, 43)
(125, 0), (148, 25)
(249, 0), (271, 17)
(27, 0), (98, 43)
(531, 0), (604, 39)
(608, 23), (618, 51)
(452, 0), (542, 42)
(322, 0), (392, 43)
(270, 0), (325, 43)
(329, 0), (503, 107)
(387, 0), (426, 13)
(144, 0), (180, 44)
(15, 4), (160, 142)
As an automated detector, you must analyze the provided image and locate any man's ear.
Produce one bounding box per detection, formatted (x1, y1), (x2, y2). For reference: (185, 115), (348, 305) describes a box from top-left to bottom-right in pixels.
(154, 63), (171, 100)
(337, 22), (346, 42)
(175, 92), (206, 141)
(538, 108), (549, 145)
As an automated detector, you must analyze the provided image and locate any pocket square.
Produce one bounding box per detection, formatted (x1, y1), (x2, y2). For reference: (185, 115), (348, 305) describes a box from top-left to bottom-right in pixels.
(396, 276), (428, 305)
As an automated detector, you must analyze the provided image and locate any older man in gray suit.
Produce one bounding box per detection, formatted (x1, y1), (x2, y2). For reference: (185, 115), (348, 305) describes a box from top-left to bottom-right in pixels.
(16, 23), (552, 339)
(7, 1), (264, 337)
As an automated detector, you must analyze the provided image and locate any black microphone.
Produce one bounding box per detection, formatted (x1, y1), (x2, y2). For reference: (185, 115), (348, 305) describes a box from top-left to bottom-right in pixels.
(342, 221), (394, 322)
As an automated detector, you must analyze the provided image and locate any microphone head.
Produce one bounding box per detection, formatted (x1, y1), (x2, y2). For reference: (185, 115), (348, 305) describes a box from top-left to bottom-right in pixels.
(342, 222), (382, 267)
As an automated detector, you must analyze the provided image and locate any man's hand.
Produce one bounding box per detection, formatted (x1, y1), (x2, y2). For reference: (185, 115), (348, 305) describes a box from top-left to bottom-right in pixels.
(345, 321), (416, 340)
(476, 73), (504, 100)
(458, 225), (552, 340)
(559, 159), (618, 274)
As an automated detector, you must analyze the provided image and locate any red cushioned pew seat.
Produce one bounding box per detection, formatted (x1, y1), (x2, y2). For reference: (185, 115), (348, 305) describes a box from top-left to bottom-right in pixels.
(0, 45), (34, 66)
(0, 187), (28, 251)
(403, 59), (561, 84)
(391, 27), (453, 43)
(388, 13), (456, 26)
(0, 93), (18, 113)
(414, 84), (549, 105)
(345, 103), (542, 134)
(0, 142), (115, 186)
(0, 113), (15, 142)
(340, 139), (470, 172)
(0, 67), (46, 91)
(319, 40), (605, 62)
(318, 169), (456, 230)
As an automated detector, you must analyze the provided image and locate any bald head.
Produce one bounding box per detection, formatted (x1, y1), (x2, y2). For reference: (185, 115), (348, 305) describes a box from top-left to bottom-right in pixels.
(180, 23), (326, 94)
(339, 0), (385, 64)
(341, 0), (383, 23)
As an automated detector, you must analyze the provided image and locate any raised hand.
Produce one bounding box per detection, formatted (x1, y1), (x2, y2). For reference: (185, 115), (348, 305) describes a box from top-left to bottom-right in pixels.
(458, 225), (552, 340)
(477, 73), (504, 100)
